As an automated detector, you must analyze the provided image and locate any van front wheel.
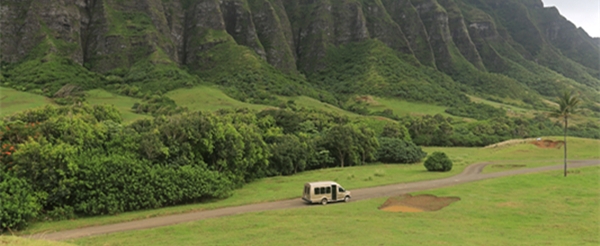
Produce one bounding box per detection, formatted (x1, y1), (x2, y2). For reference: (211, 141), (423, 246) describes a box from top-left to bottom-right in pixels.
(321, 198), (328, 205)
(344, 196), (350, 203)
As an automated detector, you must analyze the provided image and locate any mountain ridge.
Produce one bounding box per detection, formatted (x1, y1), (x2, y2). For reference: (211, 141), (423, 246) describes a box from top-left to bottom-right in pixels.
(1, 0), (598, 112)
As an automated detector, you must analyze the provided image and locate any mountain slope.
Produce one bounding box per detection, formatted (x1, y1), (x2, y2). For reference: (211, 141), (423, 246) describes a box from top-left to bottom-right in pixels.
(1, 0), (598, 111)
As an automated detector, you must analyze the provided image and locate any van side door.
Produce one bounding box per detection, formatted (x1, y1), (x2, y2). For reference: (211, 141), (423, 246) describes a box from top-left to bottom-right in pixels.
(331, 184), (337, 201)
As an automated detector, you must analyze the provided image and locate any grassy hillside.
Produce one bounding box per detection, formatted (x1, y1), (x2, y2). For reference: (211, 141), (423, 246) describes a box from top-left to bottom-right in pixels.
(85, 89), (151, 122)
(0, 87), (54, 117)
(16, 137), (599, 236)
(70, 166), (600, 245)
(361, 96), (454, 118)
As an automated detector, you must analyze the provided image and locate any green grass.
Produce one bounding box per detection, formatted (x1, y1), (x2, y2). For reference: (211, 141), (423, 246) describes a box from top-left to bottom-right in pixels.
(71, 166), (600, 246)
(84, 89), (150, 122)
(165, 86), (270, 112)
(0, 236), (74, 246)
(423, 137), (600, 173)
(18, 163), (458, 236)
(167, 85), (357, 117)
(0, 87), (54, 117)
(17, 137), (599, 236)
(280, 95), (359, 117)
(365, 96), (453, 117)
(467, 95), (599, 125)
(0, 88), (149, 123)
(467, 94), (531, 114)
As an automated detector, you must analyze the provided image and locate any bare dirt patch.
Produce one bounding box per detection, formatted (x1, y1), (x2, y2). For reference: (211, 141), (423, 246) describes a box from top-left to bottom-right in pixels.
(379, 194), (460, 213)
(491, 164), (527, 169)
(484, 138), (537, 149)
(531, 139), (564, 149)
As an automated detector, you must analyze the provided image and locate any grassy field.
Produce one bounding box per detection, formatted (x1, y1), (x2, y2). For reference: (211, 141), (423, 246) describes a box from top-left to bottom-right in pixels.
(0, 88), (150, 123)
(467, 95), (599, 125)
(71, 166), (600, 246)
(467, 95), (530, 113)
(423, 137), (600, 173)
(84, 89), (150, 122)
(364, 96), (451, 117)
(167, 85), (359, 117)
(0, 236), (74, 246)
(280, 95), (358, 117)
(165, 86), (269, 112)
(16, 137), (599, 236)
(0, 87), (54, 117)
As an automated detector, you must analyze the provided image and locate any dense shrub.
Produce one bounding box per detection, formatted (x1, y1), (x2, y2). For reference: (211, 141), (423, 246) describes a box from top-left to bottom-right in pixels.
(424, 152), (453, 172)
(0, 170), (41, 232)
(445, 102), (506, 120)
(376, 138), (427, 164)
(71, 155), (230, 215)
(132, 95), (188, 116)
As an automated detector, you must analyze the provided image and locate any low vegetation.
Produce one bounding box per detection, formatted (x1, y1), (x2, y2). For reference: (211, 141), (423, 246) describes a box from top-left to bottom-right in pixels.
(424, 152), (453, 172)
(10, 135), (599, 236)
(0, 102), (422, 232)
(70, 166), (600, 245)
(0, 236), (74, 246)
(0, 88), (54, 117)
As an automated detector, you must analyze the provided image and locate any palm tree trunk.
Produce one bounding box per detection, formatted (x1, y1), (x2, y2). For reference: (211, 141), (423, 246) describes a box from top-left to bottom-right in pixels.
(564, 115), (567, 177)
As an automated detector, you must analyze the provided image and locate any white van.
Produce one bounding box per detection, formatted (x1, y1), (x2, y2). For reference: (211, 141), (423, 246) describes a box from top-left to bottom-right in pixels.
(302, 181), (351, 205)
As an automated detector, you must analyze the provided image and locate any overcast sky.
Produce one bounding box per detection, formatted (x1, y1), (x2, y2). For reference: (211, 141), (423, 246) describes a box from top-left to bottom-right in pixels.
(542, 0), (600, 37)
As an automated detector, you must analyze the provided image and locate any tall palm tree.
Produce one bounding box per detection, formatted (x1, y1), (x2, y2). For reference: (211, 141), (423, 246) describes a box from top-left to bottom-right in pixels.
(550, 91), (581, 177)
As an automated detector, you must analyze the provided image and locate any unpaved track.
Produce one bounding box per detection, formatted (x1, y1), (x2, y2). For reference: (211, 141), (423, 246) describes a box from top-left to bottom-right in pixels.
(29, 159), (599, 241)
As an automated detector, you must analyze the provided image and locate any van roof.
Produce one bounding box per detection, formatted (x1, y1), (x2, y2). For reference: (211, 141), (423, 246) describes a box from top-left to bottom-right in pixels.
(306, 181), (339, 186)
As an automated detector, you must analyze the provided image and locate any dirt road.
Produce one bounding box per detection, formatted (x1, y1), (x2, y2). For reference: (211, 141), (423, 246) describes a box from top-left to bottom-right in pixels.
(29, 159), (599, 241)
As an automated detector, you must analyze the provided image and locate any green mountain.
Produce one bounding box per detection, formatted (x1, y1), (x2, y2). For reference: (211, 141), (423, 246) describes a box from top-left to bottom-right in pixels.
(1, 0), (598, 111)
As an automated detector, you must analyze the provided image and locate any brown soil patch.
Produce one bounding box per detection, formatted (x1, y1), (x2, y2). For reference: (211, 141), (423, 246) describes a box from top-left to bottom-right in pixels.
(531, 139), (564, 149)
(491, 164), (526, 169)
(379, 194), (460, 213)
(484, 138), (537, 148)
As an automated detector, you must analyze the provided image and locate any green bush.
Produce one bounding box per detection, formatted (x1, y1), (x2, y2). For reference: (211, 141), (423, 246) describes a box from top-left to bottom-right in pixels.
(424, 152), (453, 172)
(376, 138), (426, 164)
(0, 170), (41, 232)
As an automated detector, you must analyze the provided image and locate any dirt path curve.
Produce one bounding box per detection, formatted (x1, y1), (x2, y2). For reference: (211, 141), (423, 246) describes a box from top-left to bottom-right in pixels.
(31, 159), (599, 241)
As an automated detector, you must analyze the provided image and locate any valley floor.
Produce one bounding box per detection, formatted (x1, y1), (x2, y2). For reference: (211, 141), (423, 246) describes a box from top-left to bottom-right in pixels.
(26, 159), (599, 242)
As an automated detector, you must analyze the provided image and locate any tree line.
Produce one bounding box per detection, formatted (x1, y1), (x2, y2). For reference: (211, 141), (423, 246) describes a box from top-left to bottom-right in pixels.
(1, 101), (598, 231)
(0, 104), (423, 231)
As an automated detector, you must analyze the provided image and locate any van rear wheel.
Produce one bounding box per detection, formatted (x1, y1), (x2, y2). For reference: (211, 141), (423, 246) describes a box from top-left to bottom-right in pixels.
(344, 196), (350, 203)
(321, 198), (328, 205)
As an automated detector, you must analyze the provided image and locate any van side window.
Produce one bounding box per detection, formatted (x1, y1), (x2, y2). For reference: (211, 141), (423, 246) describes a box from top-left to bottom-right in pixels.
(314, 188), (320, 195)
(326, 187), (331, 194)
(320, 187), (325, 194)
(339, 187), (345, 192)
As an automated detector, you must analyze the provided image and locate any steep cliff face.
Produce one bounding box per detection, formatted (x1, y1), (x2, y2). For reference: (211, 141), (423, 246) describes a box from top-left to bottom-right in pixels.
(358, 0), (413, 57)
(1, 0), (598, 106)
(248, 0), (297, 73)
(220, 0), (266, 60)
(410, 0), (459, 73)
(438, 0), (484, 70)
(381, 0), (436, 67)
(459, 0), (600, 95)
(535, 6), (598, 73)
(1, 0), (83, 64)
